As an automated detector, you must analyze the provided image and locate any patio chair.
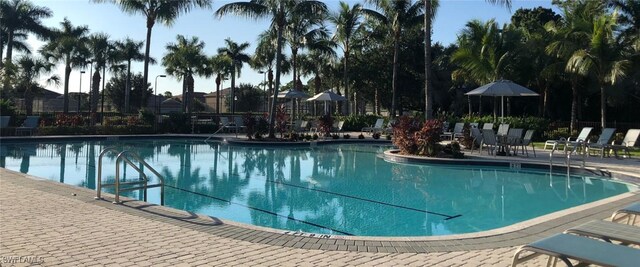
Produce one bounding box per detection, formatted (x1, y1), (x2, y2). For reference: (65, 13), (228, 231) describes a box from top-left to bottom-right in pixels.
(15, 116), (39, 136)
(516, 130), (536, 157)
(506, 128), (523, 153)
(511, 233), (640, 267)
(332, 121), (344, 134)
(361, 118), (384, 134)
(219, 117), (233, 133)
(610, 129), (639, 158)
(469, 122), (479, 129)
(497, 124), (510, 136)
(482, 122), (494, 130)
(611, 202), (640, 225)
(441, 122), (464, 140)
(0, 116), (9, 128)
(480, 129), (499, 156)
(585, 128), (616, 158)
(382, 119), (395, 135)
(294, 120), (309, 134)
(562, 127), (594, 154)
(233, 116), (247, 133)
(564, 220), (640, 246)
(469, 127), (483, 154)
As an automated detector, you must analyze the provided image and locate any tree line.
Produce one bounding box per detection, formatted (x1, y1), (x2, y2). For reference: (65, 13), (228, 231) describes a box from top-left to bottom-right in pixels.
(1, 0), (638, 136)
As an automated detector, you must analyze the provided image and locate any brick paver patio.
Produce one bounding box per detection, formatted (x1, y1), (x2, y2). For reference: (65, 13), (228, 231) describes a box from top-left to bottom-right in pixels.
(1, 167), (638, 266)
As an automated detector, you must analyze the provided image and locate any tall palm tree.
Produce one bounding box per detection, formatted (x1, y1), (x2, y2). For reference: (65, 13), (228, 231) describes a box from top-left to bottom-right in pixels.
(546, 1), (603, 132)
(217, 38), (251, 115)
(40, 18), (89, 114)
(284, 6), (328, 92)
(362, 0), (423, 117)
(216, 0), (327, 138)
(86, 33), (112, 117)
(251, 30), (292, 114)
(210, 54), (233, 114)
(566, 10), (630, 129)
(113, 38), (146, 113)
(13, 55), (59, 115)
(451, 20), (521, 119)
(297, 40), (336, 115)
(1, 30), (30, 66)
(162, 34), (209, 116)
(422, 0), (509, 119)
(94, 0), (212, 89)
(329, 1), (362, 115)
(0, 0), (52, 67)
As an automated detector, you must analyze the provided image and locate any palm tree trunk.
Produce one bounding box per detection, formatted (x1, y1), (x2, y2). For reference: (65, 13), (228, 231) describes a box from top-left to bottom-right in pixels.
(600, 84), (606, 129)
(268, 4), (285, 138)
(215, 74), (221, 114)
(24, 86), (33, 116)
(231, 69), (236, 114)
(391, 30), (400, 117)
(570, 81), (578, 133)
(424, 0), (433, 120)
(5, 30), (14, 65)
(63, 63), (72, 114)
(143, 17), (154, 93)
(343, 47), (350, 115)
(92, 70), (100, 116)
(375, 87), (379, 115)
(125, 60), (132, 113)
(187, 74), (194, 118)
(314, 74), (321, 116)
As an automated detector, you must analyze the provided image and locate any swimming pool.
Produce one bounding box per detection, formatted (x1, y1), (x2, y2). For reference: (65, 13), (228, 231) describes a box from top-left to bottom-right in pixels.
(1, 138), (636, 236)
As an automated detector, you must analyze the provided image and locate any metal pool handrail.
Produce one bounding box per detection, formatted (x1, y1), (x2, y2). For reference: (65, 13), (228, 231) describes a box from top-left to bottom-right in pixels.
(96, 147), (165, 206)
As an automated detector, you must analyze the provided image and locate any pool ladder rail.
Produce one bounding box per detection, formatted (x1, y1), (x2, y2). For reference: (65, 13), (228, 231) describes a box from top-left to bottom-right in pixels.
(96, 147), (165, 205)
(549, 144), (586, 177)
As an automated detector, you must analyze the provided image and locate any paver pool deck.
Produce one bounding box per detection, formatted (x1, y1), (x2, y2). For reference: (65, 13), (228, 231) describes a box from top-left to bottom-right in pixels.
(1, 135), (640, 266)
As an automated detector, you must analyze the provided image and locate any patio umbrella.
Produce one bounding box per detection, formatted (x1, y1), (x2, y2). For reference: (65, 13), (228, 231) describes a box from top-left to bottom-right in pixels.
(272, 89), (310, 125)
(306, 90), (347, 114)
(465, 80), (539, 123)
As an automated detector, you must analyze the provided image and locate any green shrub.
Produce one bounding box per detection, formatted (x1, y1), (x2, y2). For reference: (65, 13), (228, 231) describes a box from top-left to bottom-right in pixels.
(335, 114), (381, 131)
(0, 99), (16, 119)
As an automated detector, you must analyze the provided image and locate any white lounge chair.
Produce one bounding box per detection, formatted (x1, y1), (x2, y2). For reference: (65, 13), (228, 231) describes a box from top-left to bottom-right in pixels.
(564, 220), (640, 246)
(482, 123), (494, 130)
(610, 129), (639, 158)
(497, 124), (510, 136)
(442, 122), (464, 140)
(585, 128), (616, 158)
(611, 202), (640, 225)
(512, 233), (640, 267)
(362, 118), (384, 134)
(563, 127), (594, 154)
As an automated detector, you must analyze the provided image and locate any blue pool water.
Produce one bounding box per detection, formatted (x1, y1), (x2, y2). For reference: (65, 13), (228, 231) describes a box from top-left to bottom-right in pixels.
(1, 139), (636, 236)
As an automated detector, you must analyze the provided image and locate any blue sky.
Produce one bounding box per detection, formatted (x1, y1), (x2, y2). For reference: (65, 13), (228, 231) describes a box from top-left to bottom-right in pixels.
(24, 0), (557, 96)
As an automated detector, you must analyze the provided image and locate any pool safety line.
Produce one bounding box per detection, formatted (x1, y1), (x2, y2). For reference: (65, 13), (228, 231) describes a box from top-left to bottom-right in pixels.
(163, 185), (354, 236)
(262, 178), (458, 220)
(444, 214), (462, 221)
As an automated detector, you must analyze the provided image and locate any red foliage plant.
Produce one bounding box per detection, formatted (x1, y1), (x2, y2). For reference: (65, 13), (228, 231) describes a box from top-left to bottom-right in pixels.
(275, 104), (289, 137)
(318, 114), (334, 137)
(392, 116), (443, 157)
(55, 114), (84, 127)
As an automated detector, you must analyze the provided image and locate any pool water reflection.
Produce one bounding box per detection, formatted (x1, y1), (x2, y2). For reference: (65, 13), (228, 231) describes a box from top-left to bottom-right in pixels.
(0, 139), (635, 236)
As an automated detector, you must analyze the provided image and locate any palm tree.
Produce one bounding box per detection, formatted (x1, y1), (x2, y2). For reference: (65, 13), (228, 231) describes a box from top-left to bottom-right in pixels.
(1, 30), (31, 66)
(94, 0), (212, 89)
(216, 0), (327, 138)
(362, 0), (423, 117)
(566, 10), (630, 129)
(86, 33), (112, 118)
(113, 38), (146, 113)
(546, 1), (603, 132)
(162, 34), (209, 116)
(40, 18), (89, 114)
(217, 38), (251, 115)
(13, 55), (59, 115)
(284, 6), (328, 92)
(329, 1), (362, 115)
(422, 0), (509, 119)
(451, 20), (521, 119)
(0, 0), (52, 67)
(251, 30), (292, 114)
(209, 54), (233, 114)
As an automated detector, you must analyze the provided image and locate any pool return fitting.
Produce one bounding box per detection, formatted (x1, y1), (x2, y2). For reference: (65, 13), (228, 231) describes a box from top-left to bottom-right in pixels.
(96, 147), (166, 205)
